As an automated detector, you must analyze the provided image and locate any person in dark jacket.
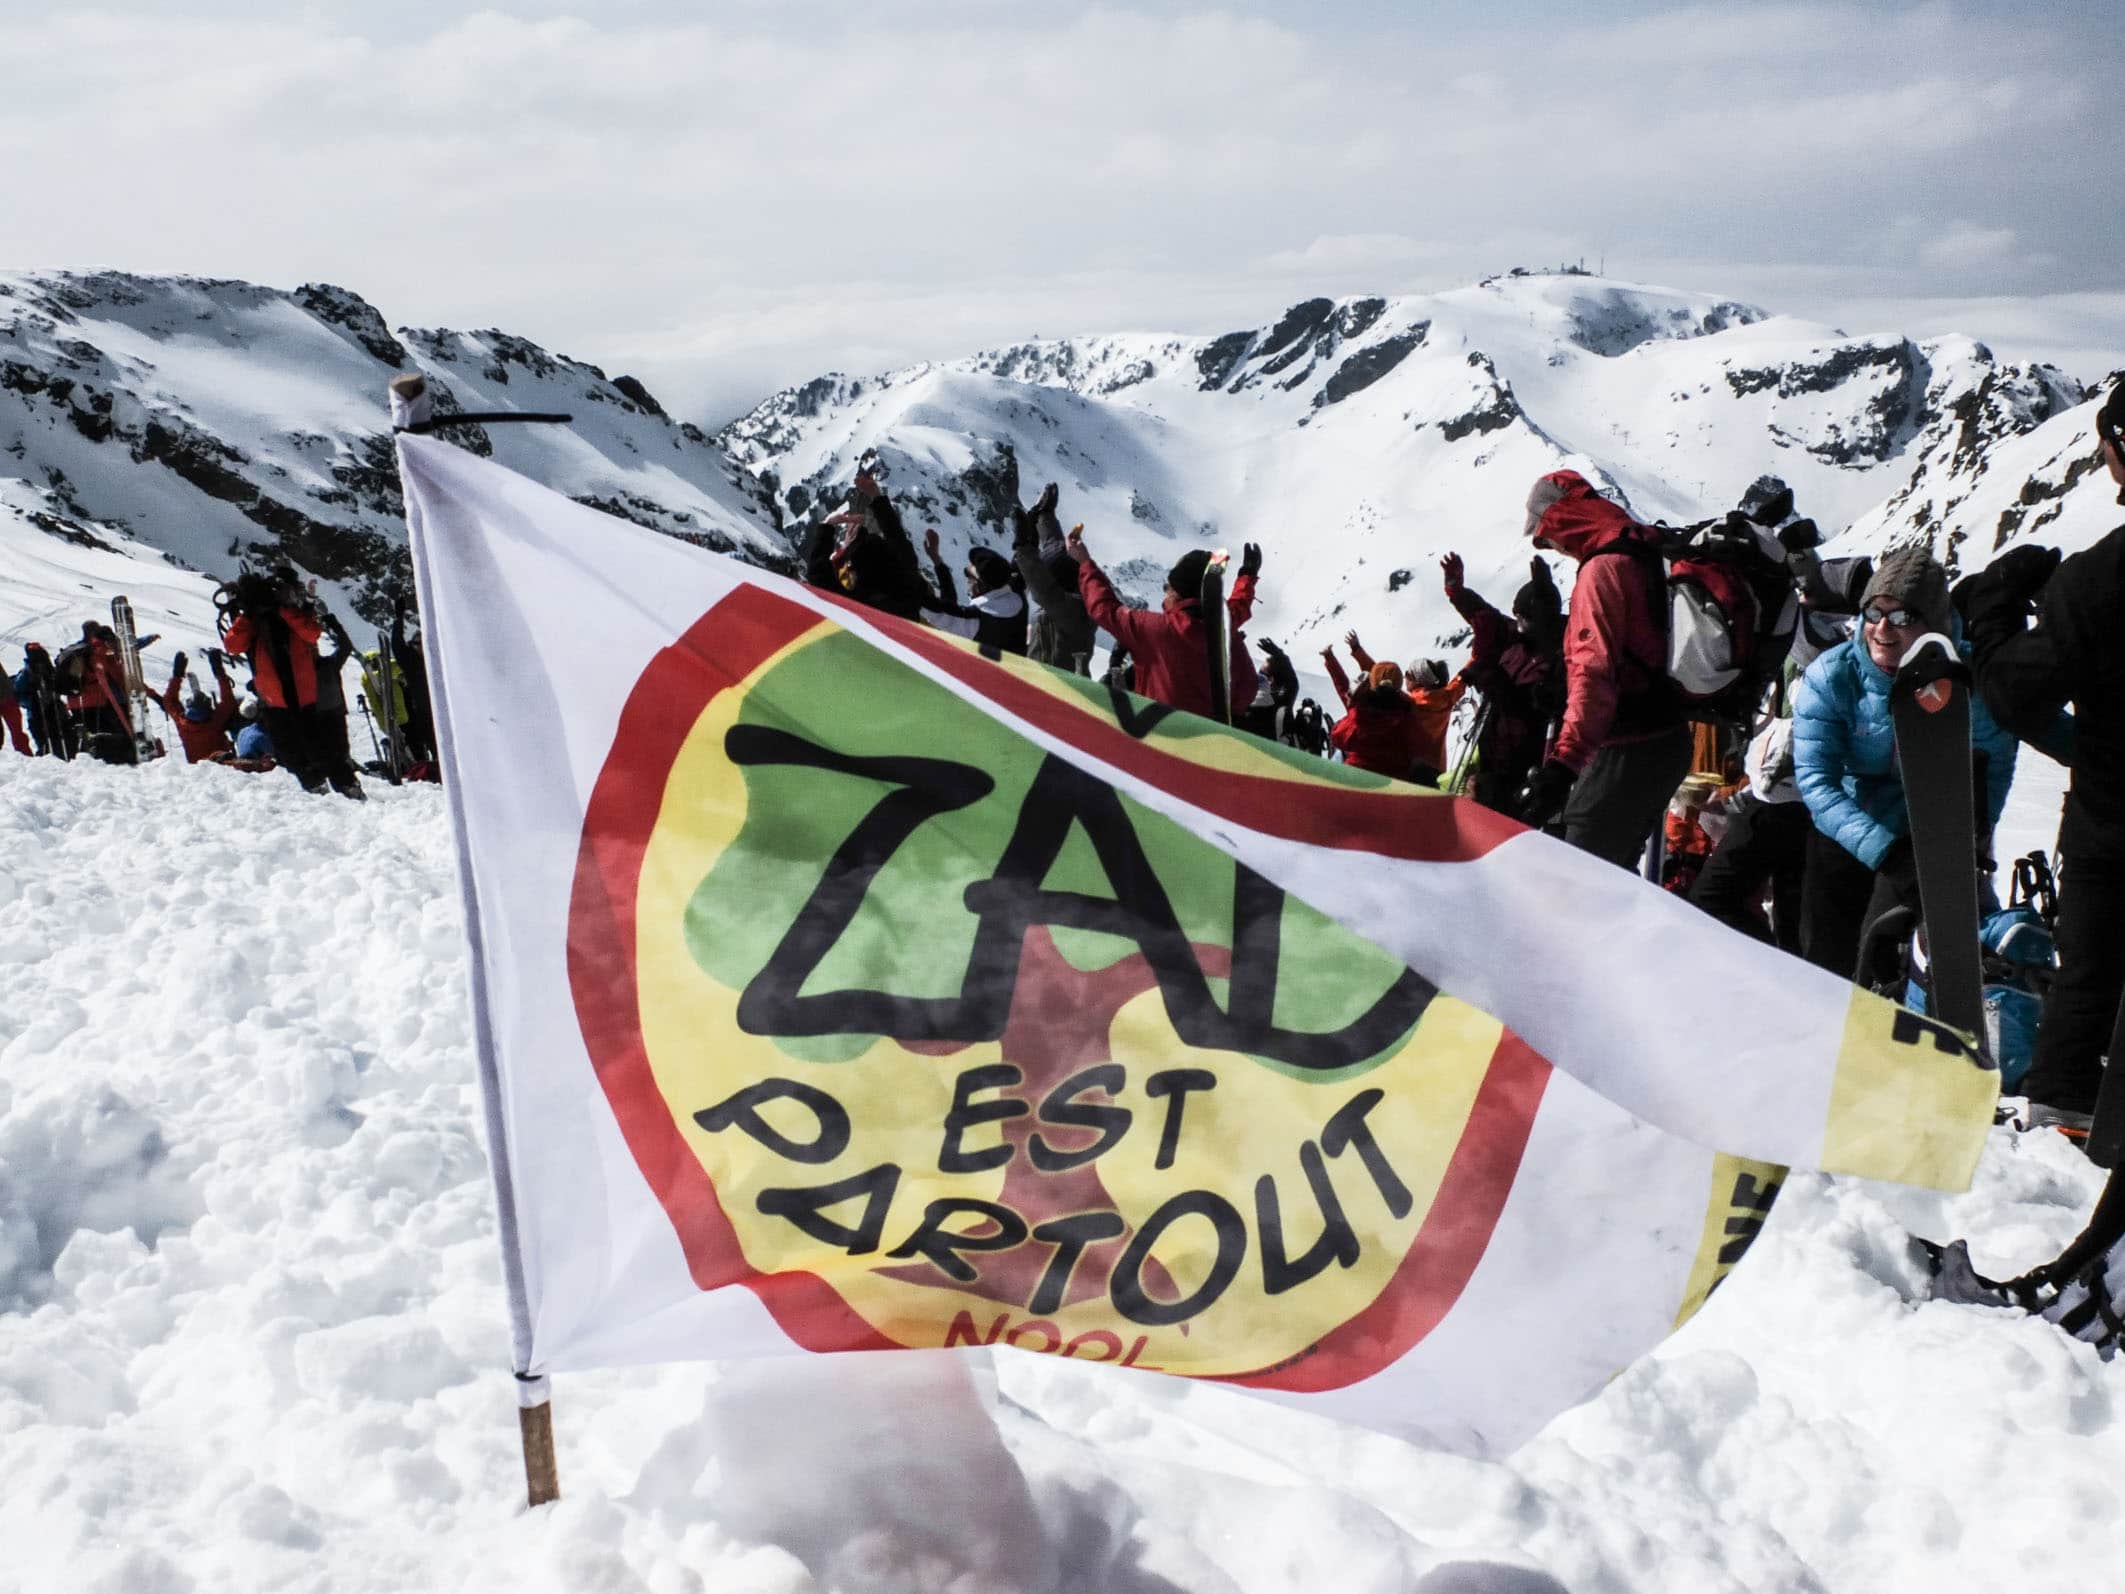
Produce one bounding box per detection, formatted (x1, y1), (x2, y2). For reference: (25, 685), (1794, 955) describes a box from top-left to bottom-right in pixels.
(14, 643), (70, 758)
(1320, 645), (1427, 781)
(1516, 473), (1691, 866)
(804, 473), (934, 622)
(1792, 547), (2023, 981)
(1069, 534), (1260, 720)
(1443, 553), (1565, 811)
(919, 529), (1029, 655)
(1013, 484), (1095, 673)
(1952, 377), (2125, 1143)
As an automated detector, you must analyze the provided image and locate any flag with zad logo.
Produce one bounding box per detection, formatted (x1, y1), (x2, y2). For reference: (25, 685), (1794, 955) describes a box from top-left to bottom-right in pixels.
(399, 432), (1997, 1457)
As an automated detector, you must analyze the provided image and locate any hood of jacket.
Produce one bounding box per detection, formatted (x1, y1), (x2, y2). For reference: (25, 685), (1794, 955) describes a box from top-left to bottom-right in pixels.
(1527, 470), (1646, 563)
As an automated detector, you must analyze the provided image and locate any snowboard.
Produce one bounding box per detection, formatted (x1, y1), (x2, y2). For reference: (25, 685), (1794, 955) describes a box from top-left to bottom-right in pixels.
(109, 596), (157, 764)
(1888, 633), (1984, 1042)
(1201, 552), (1231, 725)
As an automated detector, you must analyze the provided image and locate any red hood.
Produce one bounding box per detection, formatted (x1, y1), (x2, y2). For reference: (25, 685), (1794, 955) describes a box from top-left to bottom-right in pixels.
(1529, 470), (1645, 563)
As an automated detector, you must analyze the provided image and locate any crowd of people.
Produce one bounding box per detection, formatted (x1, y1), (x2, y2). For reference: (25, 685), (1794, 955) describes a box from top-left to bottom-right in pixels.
(1, 568), (437, 797)
(801, 383), (2125, 1342)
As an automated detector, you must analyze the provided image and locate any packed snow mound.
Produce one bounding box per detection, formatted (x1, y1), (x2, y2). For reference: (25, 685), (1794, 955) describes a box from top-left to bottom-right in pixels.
(0, 751), (2115, 1593)
(719, 273), (2090, 663)
(0, 270), (786, 626)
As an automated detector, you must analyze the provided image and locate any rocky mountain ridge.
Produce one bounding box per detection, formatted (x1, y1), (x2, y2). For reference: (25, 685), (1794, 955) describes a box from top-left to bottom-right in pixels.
(0, 270), (785, 626)
(3, 268), (2115, 667)
(719, 273), (2099, 658)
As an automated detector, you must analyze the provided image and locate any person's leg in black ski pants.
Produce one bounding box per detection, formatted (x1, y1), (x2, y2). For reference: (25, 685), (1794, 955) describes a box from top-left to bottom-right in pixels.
(2020, 848), (2125, 1116)
(1691, 795), (1810, 952)
(260, 705), (326, 791)
(1803, 827), (1879, 978)
(1559, 725), (1693, 870)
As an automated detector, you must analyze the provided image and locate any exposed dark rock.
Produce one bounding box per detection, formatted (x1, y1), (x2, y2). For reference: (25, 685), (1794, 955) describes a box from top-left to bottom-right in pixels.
(1196, 331), (1253, 392)
(612, 375), (666, 417)
(294, 283), (410, 367)
(1315, 324), (1429, 409)
(955, 439), (1021, 530)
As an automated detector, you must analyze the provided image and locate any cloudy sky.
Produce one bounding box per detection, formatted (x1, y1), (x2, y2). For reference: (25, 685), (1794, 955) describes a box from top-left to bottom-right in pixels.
(5, 1), (2121, 422)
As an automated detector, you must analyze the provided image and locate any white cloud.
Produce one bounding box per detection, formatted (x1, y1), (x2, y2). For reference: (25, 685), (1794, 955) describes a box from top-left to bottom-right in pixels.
(0, 3), (2114, 422)
(1920, 221), (2027, 270)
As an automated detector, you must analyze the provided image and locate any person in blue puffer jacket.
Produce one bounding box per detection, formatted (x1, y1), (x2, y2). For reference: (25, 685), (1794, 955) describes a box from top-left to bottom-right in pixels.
(1793, 546), (2021, 981)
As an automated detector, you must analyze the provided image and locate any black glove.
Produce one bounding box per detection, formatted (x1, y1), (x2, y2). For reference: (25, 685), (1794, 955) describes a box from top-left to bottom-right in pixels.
(1517, 760), (1576, 828)
(1258, 637), (1286, 661)
(1990, 543), (2063, 600)
(1010, 504), (1035, 552)
(1032, 482), (1059, 520)
(1954, 544), (2061, 623)
(1240, 542), (1262, 578)
(1877, 835), (1921, 908)
(170, 650), (188, 679)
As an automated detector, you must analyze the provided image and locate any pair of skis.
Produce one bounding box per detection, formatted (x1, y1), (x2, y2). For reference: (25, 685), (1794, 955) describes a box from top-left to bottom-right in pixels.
(109, 596), (159, 764)
(1202, 552), (1233, 725)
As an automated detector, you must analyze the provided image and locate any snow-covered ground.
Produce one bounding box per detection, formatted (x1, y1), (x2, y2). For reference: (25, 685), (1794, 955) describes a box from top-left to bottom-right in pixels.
(1, 749), (2113, 1594)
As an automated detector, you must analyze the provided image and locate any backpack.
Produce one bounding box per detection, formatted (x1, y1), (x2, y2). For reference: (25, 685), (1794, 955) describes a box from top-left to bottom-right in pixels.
(1647, 512), (1807, 727)
(1901, 851), (2059, 1089)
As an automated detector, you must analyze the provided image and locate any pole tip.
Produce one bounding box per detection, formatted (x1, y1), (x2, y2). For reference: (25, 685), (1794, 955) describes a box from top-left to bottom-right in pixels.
(389, 373), (433, 430)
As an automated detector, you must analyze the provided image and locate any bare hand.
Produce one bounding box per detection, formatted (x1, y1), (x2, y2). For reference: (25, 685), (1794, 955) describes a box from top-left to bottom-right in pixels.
(1440, 552), (1464, 592)
(1064, 526), (1090, 564)
(923, 527), (941, 559)
(1344, 629), (1362, 653)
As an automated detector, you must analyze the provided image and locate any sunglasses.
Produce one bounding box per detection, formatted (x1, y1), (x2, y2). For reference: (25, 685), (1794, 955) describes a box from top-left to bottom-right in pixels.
(1862, 606), (1917, 628)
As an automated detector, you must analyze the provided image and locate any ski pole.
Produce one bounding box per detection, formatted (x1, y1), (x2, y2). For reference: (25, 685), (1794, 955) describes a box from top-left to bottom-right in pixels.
(357, 697), (384, 767)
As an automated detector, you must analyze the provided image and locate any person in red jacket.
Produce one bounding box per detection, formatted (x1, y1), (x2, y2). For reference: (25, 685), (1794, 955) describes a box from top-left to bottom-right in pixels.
(58, 621), (136, 762)
(218, 571), (363, 798)
(0, 663), (29, 756)
(154, 650), (240, 764)
(1068, 534), (1261, 720)
(1517, 471), (1691, 868)
(1320, 645), (1429, 781)
(1442, 552), (1564, 812)
(1343, 631), (1465, 784)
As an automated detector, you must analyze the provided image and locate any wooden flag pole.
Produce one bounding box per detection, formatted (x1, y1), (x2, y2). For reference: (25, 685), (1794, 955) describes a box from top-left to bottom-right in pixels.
(516, 1375), (560, 1507)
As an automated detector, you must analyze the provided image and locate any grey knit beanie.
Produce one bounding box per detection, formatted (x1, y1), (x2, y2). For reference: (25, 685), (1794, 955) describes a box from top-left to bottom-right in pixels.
(1859, 545), (1950, 631)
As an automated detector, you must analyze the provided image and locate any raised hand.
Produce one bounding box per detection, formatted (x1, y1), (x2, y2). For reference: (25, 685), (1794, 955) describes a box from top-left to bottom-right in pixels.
(1240, 542), (1263, 578)
(1064, 525), (1090, 564)
(1440, 552), (1464, 593)
(1344, 629), (1363, 654)
(923, 527), (942, 560)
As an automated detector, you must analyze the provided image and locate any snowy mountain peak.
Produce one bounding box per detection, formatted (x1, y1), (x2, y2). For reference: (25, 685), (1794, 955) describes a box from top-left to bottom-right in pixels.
(0, 269), (788, 631)
(716, 273), (2092, 661)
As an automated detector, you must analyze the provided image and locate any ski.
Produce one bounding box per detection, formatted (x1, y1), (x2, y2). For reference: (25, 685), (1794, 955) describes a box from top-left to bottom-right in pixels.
(1201, 551), (1231, 725)
(376, 615), (405, 784)
(2087, 995), (2125, 1169)
(109, 596), (158, 764)
(1446, 695), (1493, 796)
(1888, 633), (1984, 1041)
